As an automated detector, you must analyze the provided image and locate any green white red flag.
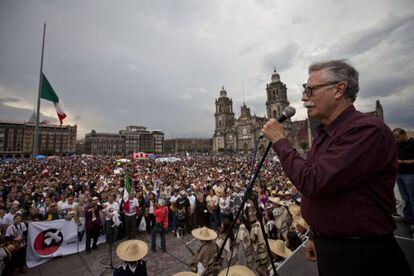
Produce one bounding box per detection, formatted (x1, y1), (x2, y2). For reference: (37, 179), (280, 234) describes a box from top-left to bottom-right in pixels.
(40, 73), (67, 124)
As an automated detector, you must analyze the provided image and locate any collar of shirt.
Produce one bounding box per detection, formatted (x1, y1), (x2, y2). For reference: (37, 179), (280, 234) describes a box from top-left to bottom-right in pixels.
(316, 105), (356, 138)
(122, 263), (137, 273)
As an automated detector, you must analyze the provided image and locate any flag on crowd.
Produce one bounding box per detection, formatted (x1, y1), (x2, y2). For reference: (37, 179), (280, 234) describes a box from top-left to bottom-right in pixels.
(41, 168), (49, 176)
(132, 152), (149, 160)
(123, 174), (130, 210)
(40, 73), (67, 125)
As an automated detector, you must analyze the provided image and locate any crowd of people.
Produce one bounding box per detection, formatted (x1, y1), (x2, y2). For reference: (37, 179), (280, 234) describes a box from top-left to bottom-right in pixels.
(0, 152), (309, 275)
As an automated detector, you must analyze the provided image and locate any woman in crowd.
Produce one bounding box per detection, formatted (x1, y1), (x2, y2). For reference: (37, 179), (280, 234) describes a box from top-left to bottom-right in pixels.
(151, 199), (168, 252)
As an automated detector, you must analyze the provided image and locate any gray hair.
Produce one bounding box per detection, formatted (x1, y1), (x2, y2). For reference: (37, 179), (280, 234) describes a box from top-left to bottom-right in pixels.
(158, 199), (166, 206)
(308, 59), (359, 102)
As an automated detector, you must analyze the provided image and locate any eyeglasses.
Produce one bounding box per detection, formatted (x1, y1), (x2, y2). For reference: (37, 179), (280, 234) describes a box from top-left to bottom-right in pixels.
(302, 81), (339, 97)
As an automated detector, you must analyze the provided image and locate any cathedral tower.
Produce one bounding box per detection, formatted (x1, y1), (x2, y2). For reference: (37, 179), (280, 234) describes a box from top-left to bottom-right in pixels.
(213, 86), (235, 151)
(214, 86), (235, 130)
(266, 69), (289, 119)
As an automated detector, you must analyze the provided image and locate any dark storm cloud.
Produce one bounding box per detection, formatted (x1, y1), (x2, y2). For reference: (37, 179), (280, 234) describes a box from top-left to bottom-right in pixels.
(332, 14), (414, 58)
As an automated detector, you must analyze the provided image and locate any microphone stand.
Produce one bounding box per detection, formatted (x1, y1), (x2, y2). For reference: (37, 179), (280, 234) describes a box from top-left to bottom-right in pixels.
(215, 140), (278, 276)
(100, 222), (115, 276)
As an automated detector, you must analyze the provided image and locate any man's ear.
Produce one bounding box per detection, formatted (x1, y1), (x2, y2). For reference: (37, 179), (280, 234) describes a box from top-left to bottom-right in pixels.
(334, 82), (347, 100)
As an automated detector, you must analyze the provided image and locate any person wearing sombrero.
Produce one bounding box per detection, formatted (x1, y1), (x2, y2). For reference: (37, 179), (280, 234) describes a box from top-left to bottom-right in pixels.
(185, 227), (219, 275)
(113, 239), (148, 276)
(268, 196), (290, 240)
(268, 239), (293, 269)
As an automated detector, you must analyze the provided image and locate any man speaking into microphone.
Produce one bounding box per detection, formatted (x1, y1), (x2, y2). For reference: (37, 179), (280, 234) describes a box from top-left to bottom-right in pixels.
(262, 60), (410, 276)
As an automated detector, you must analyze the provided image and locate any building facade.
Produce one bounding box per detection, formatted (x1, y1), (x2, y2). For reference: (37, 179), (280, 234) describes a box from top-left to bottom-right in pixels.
(119, 126), (164, 154)
(84, 126), (164, 155)
(164, 138), (213, 153)
(213, 70), (293, 152)
(0, 121), (76, 157)
(84, 130), (124, 155)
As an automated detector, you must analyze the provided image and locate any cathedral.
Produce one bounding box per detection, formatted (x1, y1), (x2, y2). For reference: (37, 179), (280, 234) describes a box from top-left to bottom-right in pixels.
(213, 70), (294, 152)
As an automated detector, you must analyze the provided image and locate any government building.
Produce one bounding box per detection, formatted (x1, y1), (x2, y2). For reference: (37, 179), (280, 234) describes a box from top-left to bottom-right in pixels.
(0, 120), (77, 158)
(84, 126), (164, 155)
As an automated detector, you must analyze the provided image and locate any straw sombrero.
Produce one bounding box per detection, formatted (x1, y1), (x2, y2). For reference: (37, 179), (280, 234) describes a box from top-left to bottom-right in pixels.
(218, 265), (255, 276)
(268, 239), (292, 259)
(116, 240), (148, 262)
(288, 204), (301, 217)
(268, 196), (285, 206)
(191, 227), (217, 241)
(215, 186), (224, 196)
(292, 215), (310, 230)
(172, 272), (197, 276)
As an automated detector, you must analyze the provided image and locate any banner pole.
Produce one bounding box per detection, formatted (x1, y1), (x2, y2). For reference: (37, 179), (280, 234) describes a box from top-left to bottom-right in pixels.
(77, 222), (79, 253)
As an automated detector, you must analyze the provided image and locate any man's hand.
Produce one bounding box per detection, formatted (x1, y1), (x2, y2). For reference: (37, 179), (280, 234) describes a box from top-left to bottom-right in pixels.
(304, 240), (317, 262)
(261, 119), (286, 143)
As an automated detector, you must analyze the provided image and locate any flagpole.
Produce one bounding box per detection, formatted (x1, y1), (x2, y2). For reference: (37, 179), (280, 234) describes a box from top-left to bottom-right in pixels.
(33, 22), (46, 157)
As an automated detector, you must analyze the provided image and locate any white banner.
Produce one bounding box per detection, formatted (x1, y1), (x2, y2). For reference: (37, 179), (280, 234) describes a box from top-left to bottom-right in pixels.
(26, 219), (105, 268)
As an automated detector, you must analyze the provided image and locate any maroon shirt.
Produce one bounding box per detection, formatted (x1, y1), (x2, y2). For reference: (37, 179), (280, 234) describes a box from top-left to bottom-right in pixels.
(273, 105), (397, 237)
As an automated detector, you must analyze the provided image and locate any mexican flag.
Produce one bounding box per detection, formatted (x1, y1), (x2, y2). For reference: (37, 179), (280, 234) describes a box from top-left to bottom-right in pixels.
(41, 73), (67, 125)
(123, 174), (131, 211)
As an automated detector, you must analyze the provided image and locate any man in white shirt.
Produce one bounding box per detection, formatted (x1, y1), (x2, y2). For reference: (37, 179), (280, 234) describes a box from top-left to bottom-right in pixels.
(57, 194), (67, 213)
(103, 194), (120, 243)
(123, 192), (139, 239)
(3, 204), (19, 228)
(62, 195), (79, 214)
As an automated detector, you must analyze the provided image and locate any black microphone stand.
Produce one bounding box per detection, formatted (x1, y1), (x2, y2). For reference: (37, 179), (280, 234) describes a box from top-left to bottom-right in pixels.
(100, 222), (115, 276)
(215, 140), (279, 276)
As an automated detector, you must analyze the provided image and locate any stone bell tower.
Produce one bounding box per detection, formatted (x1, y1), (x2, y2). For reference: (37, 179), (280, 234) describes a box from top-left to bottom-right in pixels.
(266, 69), (290, 119)
(213, 86), (235, 151)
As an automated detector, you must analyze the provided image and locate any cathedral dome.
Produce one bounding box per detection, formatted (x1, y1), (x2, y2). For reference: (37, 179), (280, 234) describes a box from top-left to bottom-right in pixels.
(219, 86), (227, 97)
(271, 69), (280, 83)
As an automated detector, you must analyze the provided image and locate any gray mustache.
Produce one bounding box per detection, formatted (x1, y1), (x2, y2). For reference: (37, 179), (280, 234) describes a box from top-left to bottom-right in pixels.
(303, 102), (315, 108)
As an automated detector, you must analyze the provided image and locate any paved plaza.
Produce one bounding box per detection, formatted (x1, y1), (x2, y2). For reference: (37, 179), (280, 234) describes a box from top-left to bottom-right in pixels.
(26, 231), (201, 276)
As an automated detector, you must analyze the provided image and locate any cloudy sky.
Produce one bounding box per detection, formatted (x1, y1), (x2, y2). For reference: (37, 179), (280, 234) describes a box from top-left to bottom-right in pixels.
(0, 0), (413, 139)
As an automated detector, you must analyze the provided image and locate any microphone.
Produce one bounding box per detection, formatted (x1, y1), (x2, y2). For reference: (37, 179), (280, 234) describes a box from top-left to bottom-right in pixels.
(259, 106), (296, 139)
(275, 106), (296, 123)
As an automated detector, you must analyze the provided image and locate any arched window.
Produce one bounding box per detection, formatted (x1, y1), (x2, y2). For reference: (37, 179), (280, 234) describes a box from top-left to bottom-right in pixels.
(273, 110), (277, 118)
